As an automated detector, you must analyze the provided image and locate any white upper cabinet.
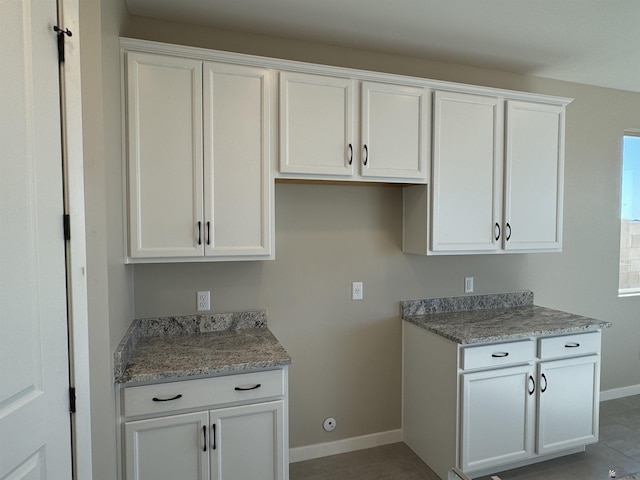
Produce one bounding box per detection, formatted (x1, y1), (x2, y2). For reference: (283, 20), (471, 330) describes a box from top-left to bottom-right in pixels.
(360, 81), (428, 180)
(404, 91), (568, 255)
(279, 72), (355, 177)
(278, 71), (428, 183)
(504, 101), (564, 252)
(203, 62), (272, 258)
(124, 49), (273, 262)
(126, 52), (204, 259)
(431, 91), (503, 252)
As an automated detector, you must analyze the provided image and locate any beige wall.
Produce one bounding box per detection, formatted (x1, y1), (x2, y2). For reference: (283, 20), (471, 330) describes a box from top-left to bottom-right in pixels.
(86, 12), (640, 459)
(81, 0), (132, 478)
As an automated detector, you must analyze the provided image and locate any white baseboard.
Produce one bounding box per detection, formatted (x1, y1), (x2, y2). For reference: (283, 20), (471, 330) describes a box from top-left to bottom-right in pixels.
(289, 429), (403, 463)
(600, 384), (640, 401)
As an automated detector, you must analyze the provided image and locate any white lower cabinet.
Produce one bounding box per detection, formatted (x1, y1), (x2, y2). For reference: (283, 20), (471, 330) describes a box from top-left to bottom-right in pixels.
(120, 369), (288, 480)
(460, 364), (535, 473)
(211, 401), (285, 480)
(403, 323), (601, 480)
(125, 411), (209, 480)
(537, 355), (600, 455)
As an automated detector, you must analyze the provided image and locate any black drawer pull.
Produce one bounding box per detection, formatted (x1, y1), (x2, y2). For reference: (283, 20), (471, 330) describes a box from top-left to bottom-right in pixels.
(565, 342), (580, 348)
(528, 375), (535, 395)
(234, 383), (261, 391)
(152, 394), (183, 402)
(491, 352), (509, 358)
(541, 373), (548, 393)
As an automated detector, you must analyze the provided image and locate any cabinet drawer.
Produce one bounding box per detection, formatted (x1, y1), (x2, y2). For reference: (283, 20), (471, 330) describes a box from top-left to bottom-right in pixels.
(122, 369), (284, 418)
(538, 332), (601, 360)
(461, 340), (535, 370)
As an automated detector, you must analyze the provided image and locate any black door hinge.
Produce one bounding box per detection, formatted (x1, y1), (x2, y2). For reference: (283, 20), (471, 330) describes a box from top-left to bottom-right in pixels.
(69, 387), (76, 413)
(63, 214), (71, 241)
(53, 26), (72, 63)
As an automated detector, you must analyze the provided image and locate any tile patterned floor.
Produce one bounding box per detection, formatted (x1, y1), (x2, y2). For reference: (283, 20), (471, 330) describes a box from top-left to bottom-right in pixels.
(290, 395), (640, 480)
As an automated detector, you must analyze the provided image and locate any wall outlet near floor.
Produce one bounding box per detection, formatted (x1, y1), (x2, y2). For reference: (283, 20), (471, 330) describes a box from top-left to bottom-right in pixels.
(352, 282), (363, 300)
(197, 290), (211, 311)
(464, 277), (474, 293)
(323, 417), (336, 432)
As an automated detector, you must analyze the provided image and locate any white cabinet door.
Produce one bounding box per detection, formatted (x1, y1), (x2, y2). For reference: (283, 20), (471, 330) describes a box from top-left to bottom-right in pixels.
(210, 401), (285, 480)
(125, 411), (209, 480)
(203, 63), (272, 257)
(505, 101), (564, 251)
(537, 355), (599, 455)
(431, 91), (503, 252)
(360, 81), (428, 181)
(126, 52), (204, 258)
(279, 71), (355, 177)
(460, 365), (535, 473)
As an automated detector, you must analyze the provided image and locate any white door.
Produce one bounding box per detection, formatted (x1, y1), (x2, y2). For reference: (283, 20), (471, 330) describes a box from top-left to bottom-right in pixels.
(0, 1), (73, 479)
(504, 100), (564, 251)
(279, 71), (355, 177)
(537, 355), (599, 455)
(203, 62), (272, 258)
(126, 51), (204, 258)
(360, 81), (428, 181)
(460, 365), (535, 473)
(124, 411), (209, 480)
(210, 401), (285, 480)
(431, 91), (503, 252)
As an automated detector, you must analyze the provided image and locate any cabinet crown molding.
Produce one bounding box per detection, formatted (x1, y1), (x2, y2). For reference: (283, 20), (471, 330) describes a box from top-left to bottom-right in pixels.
(120, 37), (572, 107)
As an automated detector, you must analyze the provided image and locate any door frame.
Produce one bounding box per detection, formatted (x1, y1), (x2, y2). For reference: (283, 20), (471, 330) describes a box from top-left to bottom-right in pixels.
(58, 0), (93, 477)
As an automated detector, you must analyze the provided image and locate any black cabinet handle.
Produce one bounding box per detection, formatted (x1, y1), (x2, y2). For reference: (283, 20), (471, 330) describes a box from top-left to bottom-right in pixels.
(495, 223), (501, 241)
(212, 424), (216, 450)
(565, 342), (580, 348)
(348, 143), (353, 165)
(363, 144), (368, 166)
(203, 425), (207, 452)
(234, 383), (261, 391)
(206, 221), (211, 246)
(491, 352), (509, 358)
(506, 222), (512, 241)
(541, 373), (548, 393)
(197, 221), (202, 245)
(528, 375), (535, 395)
(152, 394), (183, 402)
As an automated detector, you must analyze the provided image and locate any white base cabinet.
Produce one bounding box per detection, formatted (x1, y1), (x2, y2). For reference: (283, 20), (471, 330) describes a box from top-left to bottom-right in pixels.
(403, 323), (601, 480)
(119, 368), (289, 480)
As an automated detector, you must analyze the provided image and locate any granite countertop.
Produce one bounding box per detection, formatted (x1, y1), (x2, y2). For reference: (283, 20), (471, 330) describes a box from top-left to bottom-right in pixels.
(114, 311), (292, 385)
(402, 291), (612, 345)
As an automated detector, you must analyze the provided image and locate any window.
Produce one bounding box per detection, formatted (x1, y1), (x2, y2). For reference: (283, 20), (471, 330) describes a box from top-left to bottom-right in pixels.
(619, 131), (640, 296)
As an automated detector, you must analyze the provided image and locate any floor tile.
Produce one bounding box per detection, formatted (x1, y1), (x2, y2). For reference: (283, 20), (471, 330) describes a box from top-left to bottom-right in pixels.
(290, 396), (640, 480)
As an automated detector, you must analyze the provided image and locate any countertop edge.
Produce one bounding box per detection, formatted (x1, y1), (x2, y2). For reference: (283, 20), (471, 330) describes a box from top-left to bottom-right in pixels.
(116, 358), (292, 386)
(403, 316), (613, 345)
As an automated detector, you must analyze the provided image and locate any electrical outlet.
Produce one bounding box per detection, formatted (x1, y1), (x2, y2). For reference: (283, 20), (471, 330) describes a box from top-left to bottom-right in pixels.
(464, 277), (474, 294)
(352, 282), (363, 300)
(197, 291), (211, 311)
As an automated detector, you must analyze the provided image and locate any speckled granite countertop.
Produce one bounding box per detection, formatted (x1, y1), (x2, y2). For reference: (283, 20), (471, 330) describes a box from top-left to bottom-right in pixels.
(402, 291), (612, 345)
(114, 311), (291, 385)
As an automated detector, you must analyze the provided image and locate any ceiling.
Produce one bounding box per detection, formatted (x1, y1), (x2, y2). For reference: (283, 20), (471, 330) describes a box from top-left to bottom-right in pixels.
(125, 0), (640, 93)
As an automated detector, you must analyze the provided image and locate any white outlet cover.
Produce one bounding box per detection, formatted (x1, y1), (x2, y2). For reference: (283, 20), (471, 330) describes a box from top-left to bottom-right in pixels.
(197, 291), (211, 311)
